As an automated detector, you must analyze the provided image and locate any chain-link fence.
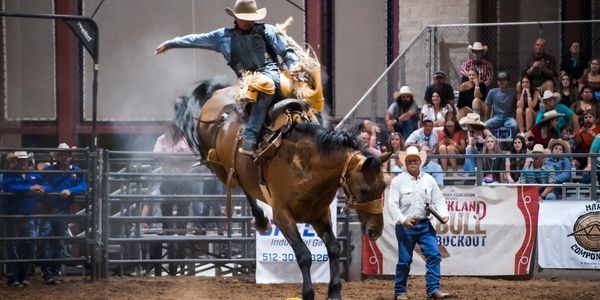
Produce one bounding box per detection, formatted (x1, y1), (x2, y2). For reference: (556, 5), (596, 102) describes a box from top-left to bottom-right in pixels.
(336, 20), (600, 131)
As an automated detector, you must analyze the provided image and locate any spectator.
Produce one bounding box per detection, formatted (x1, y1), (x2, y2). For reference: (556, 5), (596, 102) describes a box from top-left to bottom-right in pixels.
(523, 37), (558, 89)
(524, 131), (536, 151)
(570, 85), (600, 126)
(460, 113), (494, 173)
(460, 41), (494, 87)
(457, 68), (487, 120)
(560, 127), (575, 154)
(3, 151), (50, 288)
(481, 135), (504, 184)
(505, 135), (528, 184)
(421, 147), (445, 187)
(516, 75), (541, 135)
(387, 146), (450, 300)
(40, 143), (88, 285)
(386, 132), (405, 174)
(560, 41), (588, 83)
(360, 130), (382, 157)
(558, 73), (579, 108)
(353, 119), (387, 152)
(545, 138), (572, 196)
(421, 90), (455, 127)
(528, 110), (562, 148)
(424, 71), (455, 107)
(484, 71), (518, 137)
(573, 111), (600, 169)
(437, 118), (466, 173)
(405, 119), (439, 153)
(386, 86), (419, 141)
(578, 57), (600, 94)
(584, 134), (600, 177)
(519, 144), (557, 201)
(536, 90), (579, 134)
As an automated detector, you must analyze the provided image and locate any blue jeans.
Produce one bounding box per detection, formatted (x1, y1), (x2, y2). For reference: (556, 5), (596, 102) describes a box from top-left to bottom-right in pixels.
(39, 214), (69, 280)
(464, 146), (479, 173)
(6, 219), (38, 284)
(242, 69), (281, 151)
(542, 192), (557, 200)
(394, 222), (442, 296)
(484, 116), (517, 137)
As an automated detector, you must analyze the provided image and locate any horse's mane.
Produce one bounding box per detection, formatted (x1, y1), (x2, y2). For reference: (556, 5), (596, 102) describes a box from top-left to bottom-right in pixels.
(173, 77), (230, 156)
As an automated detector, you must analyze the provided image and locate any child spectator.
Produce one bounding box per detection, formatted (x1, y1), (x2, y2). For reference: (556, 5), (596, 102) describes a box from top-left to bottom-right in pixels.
(505, 136), (528, 184)
(573, 111), (600, 169)
(516, 75), (540, 135)
(437, 118), (466, 173)
(560, 127), (575, 155)
(386, 86), (419, 141)
(481, 135), (504, 184)
(421, 90), (455, 127)
(545, 139), (572, 196)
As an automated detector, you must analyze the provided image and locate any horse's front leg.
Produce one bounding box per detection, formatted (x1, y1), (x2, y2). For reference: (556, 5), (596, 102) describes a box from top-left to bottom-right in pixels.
(243, 192), (271, 232)
(273, 210), (314, 300)
(312, 212), (342, 300)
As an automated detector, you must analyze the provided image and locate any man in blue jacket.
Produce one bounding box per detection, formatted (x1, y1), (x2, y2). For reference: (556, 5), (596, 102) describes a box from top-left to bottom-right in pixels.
(3, 151), (50, 288)
(40, 143), (88, 284)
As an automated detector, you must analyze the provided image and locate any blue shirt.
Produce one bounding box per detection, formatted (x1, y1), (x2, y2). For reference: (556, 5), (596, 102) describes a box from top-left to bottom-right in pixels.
(162, 24), (298, 72)
(43, 164), (88, 211)
(3, 172), (51, 215)
(544, 157), (571, 183)
(535, 103), (575, 132)
(485, 87), (516, 118)
(421, 161), (444, 187)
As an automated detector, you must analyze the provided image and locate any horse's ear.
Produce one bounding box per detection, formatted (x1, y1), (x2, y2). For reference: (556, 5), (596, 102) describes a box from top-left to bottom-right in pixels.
(361, 156), (380, 171)
(379, 152), (392, 163)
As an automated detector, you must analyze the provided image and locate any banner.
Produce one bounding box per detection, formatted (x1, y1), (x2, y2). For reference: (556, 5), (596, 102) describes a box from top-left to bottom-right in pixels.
(255, 198), (337, 283)
(538, 200), (600, 269)
(363, 186), (539, 276)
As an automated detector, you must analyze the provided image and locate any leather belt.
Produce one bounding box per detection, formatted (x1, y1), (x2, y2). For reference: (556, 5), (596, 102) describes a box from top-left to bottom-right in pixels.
(412, 218), (429, 225)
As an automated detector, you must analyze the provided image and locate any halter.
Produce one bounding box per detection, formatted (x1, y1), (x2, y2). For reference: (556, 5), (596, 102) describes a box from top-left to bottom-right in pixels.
(339, 150), (384, 215)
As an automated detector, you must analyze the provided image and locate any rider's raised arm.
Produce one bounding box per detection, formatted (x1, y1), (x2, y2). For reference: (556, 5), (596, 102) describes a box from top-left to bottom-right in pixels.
(157, 28), (227, 54)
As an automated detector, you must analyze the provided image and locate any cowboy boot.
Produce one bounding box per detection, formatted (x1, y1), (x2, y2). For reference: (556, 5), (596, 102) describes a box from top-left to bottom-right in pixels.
(240, 92), (276, 156)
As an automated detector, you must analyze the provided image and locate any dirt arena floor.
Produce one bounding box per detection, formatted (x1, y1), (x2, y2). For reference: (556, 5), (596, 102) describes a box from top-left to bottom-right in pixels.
(1, 275), (599, 300)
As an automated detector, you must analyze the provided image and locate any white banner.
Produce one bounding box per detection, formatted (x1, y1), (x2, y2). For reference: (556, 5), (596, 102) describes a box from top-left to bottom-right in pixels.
(255, 198), (337, 283)
(363, 186), (539, 276)
(538, 200), (600, 269)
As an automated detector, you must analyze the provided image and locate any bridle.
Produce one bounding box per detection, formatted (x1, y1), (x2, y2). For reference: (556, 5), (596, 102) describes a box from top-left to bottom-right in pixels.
(339, 150), (383, 215)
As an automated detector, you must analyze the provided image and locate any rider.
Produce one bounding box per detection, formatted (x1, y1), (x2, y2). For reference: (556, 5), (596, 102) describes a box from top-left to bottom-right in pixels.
(155, 0), (299, 156)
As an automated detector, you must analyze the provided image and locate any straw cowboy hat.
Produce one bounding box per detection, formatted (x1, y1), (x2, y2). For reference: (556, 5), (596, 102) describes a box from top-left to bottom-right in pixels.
(538, 110), (564, 124)
(547, 138), (571, 154)
(50, 142), (74, 158)
(6, 151), (33, 162)
(393, 86), (414, 100)
(225, 0), (267, 21)
(468, 41), (488, 53)
(528, 144), (551, 155)
(399, 146), (427, 168)
(459, 113), (486, 128)
(541, 90), (559, 101)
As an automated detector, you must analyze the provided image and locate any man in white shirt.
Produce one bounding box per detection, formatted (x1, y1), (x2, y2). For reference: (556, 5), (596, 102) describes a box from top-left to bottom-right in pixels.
(388, 146), (450, 300)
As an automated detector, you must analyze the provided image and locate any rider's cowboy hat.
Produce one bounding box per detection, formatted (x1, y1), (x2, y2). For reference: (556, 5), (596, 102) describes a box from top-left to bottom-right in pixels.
(538, 110), (564, 124)
(547, 138), (571, 154)
(6, 151), (33, 162)
(399, 146), (427, 168)
(459, 113), (486, 128)
(225, 0), (267, 21)
(393, 86), (414, 100)
(528, 144), (551, 155)
(50, 142), (74, 158)
(468, 42), (488, 53)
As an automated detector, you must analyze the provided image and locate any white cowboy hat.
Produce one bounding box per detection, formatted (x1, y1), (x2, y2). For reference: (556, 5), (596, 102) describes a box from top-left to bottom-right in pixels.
(6, 151), (33, 162)
(528, 144), (551, 155)
(225, 0), (267, 21)
(399, 146), (427, 168)
(51, 142), (74, 158)
(393, 86), (414, 100)
(459, 113), (486, 128)
(547, 138), (571, 154)
(541, 90), (559, 101)
(468, 41), (488, 53)
(538, 110), (564, 124)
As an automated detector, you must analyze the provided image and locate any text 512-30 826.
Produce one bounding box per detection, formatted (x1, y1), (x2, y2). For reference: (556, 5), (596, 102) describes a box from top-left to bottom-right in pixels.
(261, 253), (329, 262)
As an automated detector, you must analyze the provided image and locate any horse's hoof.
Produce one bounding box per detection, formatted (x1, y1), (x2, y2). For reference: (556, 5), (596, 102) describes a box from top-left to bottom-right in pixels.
(252, 218), (272, 233)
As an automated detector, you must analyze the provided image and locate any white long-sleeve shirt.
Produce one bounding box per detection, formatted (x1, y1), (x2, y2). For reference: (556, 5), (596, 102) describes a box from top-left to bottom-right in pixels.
(388, 171), (449, 224)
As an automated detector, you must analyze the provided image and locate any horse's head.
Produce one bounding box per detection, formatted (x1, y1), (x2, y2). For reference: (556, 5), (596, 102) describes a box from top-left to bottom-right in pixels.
(340, 151), (390, 240)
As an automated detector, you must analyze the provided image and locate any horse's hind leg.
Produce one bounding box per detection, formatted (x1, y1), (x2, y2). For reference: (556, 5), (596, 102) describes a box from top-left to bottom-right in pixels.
(274, 210), (315, 300)
(244, 192), (271, 232)
(312, 213), (342, 300)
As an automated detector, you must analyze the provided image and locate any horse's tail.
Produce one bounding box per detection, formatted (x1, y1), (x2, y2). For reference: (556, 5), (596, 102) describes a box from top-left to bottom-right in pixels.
(173, 77), (230, 157)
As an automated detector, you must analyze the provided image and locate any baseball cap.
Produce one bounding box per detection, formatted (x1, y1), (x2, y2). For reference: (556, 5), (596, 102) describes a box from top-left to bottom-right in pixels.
(433, 71), (446, 78)
(497, 71), (510, 80)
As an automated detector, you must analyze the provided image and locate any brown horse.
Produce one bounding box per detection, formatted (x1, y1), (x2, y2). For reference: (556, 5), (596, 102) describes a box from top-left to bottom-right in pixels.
(173, 78), (388, 300)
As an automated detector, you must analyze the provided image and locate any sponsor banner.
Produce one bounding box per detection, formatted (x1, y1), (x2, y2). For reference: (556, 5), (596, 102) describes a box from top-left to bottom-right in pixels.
(363, 186), (539, 276)
(255, 198), (337, 283)
(538, 200), (600, 269)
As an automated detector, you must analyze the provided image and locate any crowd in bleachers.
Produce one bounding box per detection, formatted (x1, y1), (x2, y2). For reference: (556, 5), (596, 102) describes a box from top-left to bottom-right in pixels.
(359, 38), (600, 198)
